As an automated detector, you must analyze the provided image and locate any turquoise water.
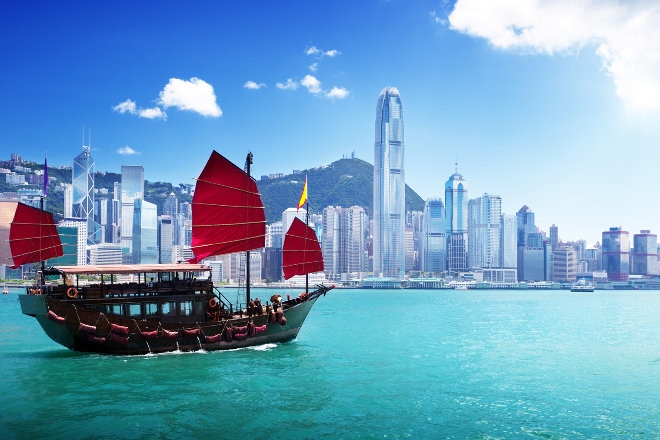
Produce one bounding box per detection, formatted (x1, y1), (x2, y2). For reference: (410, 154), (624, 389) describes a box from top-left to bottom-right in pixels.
(1, 287), (658, 439)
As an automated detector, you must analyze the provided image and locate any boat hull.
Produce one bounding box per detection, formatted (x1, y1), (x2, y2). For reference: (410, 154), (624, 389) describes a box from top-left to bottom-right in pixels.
(19, 289), (327, 355)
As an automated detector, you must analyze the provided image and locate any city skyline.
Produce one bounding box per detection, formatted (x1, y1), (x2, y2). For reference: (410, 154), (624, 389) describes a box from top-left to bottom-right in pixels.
(2, 1), (659, 247)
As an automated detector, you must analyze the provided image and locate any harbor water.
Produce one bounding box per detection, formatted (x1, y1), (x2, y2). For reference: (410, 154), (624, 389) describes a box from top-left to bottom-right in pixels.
(1, 287), (658, 439)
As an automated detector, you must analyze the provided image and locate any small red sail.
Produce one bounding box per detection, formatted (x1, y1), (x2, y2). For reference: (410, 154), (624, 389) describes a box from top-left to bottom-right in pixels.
(282, 217), (324, 280)
(0, 201), (63, 268)
(190, 150), (266, 262)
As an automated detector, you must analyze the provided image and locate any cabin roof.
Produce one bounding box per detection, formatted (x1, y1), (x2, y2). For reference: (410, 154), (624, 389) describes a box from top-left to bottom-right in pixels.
(45, 263), (211, 276)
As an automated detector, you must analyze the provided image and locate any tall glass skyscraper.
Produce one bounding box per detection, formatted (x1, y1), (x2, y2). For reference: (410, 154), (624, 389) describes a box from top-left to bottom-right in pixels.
(120, 165), (144, 263)
(373, 87), (405, 279)
(421, 198), (446, 275)
(602, 227), (630, 281)
(132, 199), (158, 264)
(632, 230), (658, 275)
(445, 171), (468, 272)
(72, 146), (96, 245)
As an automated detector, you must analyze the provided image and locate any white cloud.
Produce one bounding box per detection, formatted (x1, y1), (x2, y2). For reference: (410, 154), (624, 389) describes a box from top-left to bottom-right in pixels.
(117, 145), (140, 155)
(326, 86), (350, 99)
(276, 78), (299, 90)
(139, 107), (166, 120)
(305, 45), (341, 58)
(308, 62), (318, 72)
(113, 99), (137, 114)
(306, 46), (321, 56)
(446, 0), (660, 113)
(158, 77), (222, 117)
(244, 80), (266, 90)
(301, 74), (322, 95)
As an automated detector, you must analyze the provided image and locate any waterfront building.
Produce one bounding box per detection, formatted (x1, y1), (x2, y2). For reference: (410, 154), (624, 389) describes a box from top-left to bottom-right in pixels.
(322, 206), (368, 281)
(207, 260), (225, 283)
(132, 199), (158, 264)
(552, 246), (578, 282)
(120, 165), (144, 262)
(261, 247), (282, 282)
(88, 243), (122, 265)
(445, 170), (468, 273)
(500, 214), (517, 269)
(59, 218), (88, 266)
(602, 227), (630, 281)
(72, 146), (96, 246)
(94, 197), (111, 243)
(516, 205), (536, 247)
(632, 230), (658, 276)
(518, 245), (549, 281)
(63, 184), (73, 218)
(549, 224), (559, 250)
(468, 193), (502, 269)
(421, 198), (446, 276)
(282, 207), (306, 235)
(46, 225), (79, 266)
(163, 192), (178, 246)
(266, 221), (283, 249)
(373, 86), (405, 279)
(158, 215), (174, 264)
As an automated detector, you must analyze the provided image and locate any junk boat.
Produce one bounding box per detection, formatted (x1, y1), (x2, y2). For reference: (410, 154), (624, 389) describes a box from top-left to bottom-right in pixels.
(7, 150), (332, 355)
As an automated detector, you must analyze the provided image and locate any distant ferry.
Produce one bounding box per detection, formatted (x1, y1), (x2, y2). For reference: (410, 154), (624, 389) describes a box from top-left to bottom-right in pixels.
(570, 279), (595, 293)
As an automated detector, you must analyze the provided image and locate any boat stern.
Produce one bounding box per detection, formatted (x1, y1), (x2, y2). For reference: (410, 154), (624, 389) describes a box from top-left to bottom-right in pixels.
(19, 294), (75, 349)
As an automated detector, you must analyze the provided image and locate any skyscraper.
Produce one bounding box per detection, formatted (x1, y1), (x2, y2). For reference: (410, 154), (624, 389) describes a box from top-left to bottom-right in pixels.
(445, 171), (468, 272)
(322, 206), (368, 281)
(421, 198), (446, 275)
(467, 193), (502, 269)
(72, 146), (95, 246)
(632, 230), (657, 276)
(120, 165), (144, 263)
(373, 87), (405, 279)
(602, 227), (630, 281)
(132, 199), (158, 264)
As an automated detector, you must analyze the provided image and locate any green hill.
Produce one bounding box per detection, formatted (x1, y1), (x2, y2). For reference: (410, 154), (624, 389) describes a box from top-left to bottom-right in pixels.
(2, 156), (426, 223)
(257, 157), (425, 223)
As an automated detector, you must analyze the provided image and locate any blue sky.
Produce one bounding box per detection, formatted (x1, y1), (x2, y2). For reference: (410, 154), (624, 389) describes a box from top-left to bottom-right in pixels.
(2, 0), (659, 247)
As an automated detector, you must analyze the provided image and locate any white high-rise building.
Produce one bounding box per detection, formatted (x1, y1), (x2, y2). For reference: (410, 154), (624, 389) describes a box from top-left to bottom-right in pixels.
(468, 194), (502, 269)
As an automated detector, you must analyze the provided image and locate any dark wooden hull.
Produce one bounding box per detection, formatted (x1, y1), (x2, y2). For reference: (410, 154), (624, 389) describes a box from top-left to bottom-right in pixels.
(19, 287), (330, 355)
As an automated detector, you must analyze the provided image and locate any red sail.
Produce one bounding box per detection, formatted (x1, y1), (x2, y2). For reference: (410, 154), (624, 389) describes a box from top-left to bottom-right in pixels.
(190, 151), (266, 262)
(282, 217), (324, 280)
(0, 201), (63, 268)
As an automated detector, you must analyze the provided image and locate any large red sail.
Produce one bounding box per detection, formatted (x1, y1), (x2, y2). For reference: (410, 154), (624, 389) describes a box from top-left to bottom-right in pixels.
(0, 201), (63, 268)
(190, 150), (266, 262)
(282, 217), (324, 280)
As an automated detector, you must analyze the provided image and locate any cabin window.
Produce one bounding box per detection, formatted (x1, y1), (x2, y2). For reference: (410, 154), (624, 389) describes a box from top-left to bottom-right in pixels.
(127, 304), (141, 318)
(179, 301), (193, 316)
(193, 301), (204, 314)
(161, 302), (176, 316)
(145, 303), (158, 316)
(106, 305), (122, 315)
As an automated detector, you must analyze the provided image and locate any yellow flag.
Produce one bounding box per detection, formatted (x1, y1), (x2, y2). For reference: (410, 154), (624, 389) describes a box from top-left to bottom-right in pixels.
(297, 177), (307, 210)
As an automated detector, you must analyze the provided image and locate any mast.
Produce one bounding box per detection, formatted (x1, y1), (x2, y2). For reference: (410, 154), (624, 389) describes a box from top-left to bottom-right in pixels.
(305, 198), (309, 294)
(40, 156), (47, 286)
(244, 152), (253, 304)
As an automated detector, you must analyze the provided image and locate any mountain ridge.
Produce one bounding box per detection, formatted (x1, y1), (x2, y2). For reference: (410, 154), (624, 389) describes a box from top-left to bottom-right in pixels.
(1, 156), (426, 223)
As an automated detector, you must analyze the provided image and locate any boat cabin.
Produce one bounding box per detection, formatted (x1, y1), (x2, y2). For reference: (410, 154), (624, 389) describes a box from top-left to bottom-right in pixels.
(35, 264), (229, 323)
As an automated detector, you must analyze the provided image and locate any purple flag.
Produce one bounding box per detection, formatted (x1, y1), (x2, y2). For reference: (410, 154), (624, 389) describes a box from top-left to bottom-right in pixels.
(43, 158), (48, 197)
